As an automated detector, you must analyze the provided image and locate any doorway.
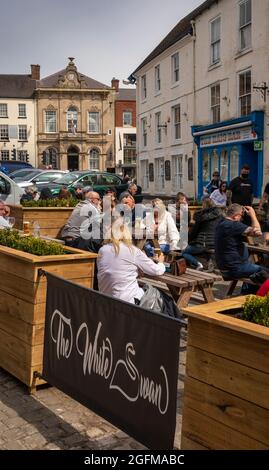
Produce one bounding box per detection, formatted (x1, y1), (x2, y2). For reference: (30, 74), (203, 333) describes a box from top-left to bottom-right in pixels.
(67, 147), (79, 171)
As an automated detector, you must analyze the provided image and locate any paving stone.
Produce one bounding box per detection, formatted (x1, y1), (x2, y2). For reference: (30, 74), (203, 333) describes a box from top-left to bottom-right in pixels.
(86, 427), (105, 439)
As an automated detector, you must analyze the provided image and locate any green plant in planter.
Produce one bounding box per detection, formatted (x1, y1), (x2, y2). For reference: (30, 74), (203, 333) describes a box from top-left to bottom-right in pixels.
(21, 198), (78, 208)
(0, 229), (67, 256)
(242, 294), (269, 327)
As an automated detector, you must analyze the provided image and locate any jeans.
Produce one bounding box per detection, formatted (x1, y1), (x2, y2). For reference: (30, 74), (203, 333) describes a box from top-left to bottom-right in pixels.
(222, 263), (262, 280)
(182, 245), (206, 267)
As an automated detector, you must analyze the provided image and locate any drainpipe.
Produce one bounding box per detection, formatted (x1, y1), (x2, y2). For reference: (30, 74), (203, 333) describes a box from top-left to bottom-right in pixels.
(191, 19), (197, 199)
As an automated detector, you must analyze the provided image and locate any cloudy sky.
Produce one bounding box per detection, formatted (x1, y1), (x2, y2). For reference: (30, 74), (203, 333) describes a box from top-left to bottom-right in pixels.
(2, 0), (202, 85)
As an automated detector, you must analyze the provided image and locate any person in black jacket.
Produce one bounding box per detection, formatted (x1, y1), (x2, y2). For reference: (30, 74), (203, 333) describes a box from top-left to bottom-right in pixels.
(182, 198), (223, 269)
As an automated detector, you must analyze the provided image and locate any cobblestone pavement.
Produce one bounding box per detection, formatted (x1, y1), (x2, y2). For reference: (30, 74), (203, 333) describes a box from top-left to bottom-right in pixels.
(0, 281), (240, 451)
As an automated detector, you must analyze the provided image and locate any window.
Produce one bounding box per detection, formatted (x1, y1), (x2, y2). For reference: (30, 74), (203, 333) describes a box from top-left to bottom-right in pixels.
(123, 111), (132, 126)
(1, 150), (10, 160)
(188, 158), (193, 181)
(230, 147), (239, 180)
(211, 149), (219, 175)
(173, 105), (181, 140)
(88, 112), (100, 133)
(18, 125), (27, 141)
(239, 69), (251, 116)
(99, 174), (121, 186)
(45, 110), (57, 133)
(44, 148), (59, 169)
(155, 65), (161, 93)
(172, 155), (183, 191)
(155, 157), (165, 191)
(141, 75), (147, 100)
(34, 171), (63, 182)
(0, 125), (9, 141)
(239, 0), (252, 51)
(202, 150), (210, 181)
(210, 17), (221, 64)
(67, 107), (78, 134)
(17, 150), (28, 162)
(0, 103), (8, 118)
(140, 160), (149, 190)
(171, 53), (179, 83)
(89, 149), (100, 169)
(142, 118), (147, 147)
(211, 84), (220, 123)
(220, 148), (228, 181)
(155, 112), (161, 144)
(18, 104), (26, 118)
(80, 173), (98, 186)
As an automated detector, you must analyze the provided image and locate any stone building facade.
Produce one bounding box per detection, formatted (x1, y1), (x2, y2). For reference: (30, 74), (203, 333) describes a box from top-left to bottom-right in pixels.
(35, 58), (116, 171)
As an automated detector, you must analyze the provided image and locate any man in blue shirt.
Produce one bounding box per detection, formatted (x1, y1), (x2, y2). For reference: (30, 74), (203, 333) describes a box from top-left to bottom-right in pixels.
(215, 203), (262, 279)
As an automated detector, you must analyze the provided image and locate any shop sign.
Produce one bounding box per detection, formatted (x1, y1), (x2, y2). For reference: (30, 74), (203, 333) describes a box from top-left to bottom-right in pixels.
(200, 126), (257, 148)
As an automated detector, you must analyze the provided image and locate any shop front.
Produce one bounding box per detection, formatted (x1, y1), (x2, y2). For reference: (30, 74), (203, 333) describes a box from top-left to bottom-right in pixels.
(192, 111), (264, 199)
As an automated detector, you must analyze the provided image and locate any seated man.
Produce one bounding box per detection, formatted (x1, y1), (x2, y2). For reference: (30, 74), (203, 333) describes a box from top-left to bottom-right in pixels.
(61, 188), (102, 252)
(0, 201), (11, 228)
(215, 203), (262, 279)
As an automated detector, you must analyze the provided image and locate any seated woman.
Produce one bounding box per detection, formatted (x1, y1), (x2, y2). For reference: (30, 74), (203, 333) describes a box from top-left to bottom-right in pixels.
(59, 186), (72, 199)
(97, 218), (166, 304)
(210, 181), (228, 206)
(144, 198), (180, 257)
(182, 198), (222, 270)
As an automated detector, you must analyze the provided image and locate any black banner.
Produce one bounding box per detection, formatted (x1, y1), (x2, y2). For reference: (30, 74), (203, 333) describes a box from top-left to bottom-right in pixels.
(42, 273), (181, 450)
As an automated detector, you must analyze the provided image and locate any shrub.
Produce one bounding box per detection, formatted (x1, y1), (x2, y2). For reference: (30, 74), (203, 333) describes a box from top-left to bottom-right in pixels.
(0, 229), (67, 256)
(242, 294), (269, 327)
(21, 198), (78, 208)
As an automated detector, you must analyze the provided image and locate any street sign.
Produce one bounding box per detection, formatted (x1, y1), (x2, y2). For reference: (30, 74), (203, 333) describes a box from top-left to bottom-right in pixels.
(254, 141), (263, 151)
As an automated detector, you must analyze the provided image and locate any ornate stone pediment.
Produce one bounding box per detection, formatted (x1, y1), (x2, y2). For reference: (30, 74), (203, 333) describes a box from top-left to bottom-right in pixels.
(57, 57), (87, 89)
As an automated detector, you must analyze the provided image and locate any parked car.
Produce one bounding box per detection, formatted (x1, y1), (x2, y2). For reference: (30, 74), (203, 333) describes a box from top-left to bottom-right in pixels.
(37, 171), (128, 198)
(0, 160), (33, 175)
(0, 172), (24, 205)
(12, 170), (69, 189)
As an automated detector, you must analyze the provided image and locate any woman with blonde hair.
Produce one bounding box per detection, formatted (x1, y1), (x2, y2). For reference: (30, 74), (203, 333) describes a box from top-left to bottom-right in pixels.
(97, 218), (165, 304)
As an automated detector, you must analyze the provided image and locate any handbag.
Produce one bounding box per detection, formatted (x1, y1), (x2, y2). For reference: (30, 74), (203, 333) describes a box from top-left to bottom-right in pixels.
(170, 257), (187, 276)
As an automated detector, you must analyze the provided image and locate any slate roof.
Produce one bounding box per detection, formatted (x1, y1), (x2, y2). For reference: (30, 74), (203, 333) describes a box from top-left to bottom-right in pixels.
(0, 75), (36, 98)
(117, 88), (136, 101)
(133, 0), (217, 74)
(38, 69), (110, 89)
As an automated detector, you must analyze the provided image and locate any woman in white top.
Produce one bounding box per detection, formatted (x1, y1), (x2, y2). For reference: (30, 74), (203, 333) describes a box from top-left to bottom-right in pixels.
(97, 218), (165, 304)
(146, 199), (179, 255)
(210, 182), (227, 207)
(0, 201), (11, 229)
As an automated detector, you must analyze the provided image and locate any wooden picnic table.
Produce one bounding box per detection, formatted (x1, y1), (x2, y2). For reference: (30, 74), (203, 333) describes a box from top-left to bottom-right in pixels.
(139, 268), (222, 308)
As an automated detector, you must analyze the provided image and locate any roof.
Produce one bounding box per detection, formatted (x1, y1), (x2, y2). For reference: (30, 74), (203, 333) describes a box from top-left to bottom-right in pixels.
(116, 88), (136, 101)
(38, 69), (110, 90)
(0, 75), (36, 98)
(133, 0), (217, 74)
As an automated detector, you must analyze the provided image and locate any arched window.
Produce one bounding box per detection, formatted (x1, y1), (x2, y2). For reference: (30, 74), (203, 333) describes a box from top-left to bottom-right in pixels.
(45, 148), (59, 169)
(67, 107), (78, 134)
(89, 149), (100, 170)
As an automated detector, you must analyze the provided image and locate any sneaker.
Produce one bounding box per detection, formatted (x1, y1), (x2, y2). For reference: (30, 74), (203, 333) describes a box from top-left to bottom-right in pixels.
(196, 262), (204, 271)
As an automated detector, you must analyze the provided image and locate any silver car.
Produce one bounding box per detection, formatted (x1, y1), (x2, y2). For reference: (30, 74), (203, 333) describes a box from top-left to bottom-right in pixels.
(12, 170), (68, 189)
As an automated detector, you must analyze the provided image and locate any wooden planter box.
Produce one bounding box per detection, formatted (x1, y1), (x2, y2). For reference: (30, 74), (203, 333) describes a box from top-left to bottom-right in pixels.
(10, 205), (74, 238)
(0, 244), (96, 391)
(181, 296), (269, 450)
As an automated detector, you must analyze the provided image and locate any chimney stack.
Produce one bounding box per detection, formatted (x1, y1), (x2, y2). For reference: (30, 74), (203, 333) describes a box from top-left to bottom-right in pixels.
(31, 64), (40, 80)
(111, 77), (119, 92)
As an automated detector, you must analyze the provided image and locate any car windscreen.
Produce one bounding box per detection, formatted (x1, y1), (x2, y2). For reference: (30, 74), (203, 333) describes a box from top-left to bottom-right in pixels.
(52, 173), (81, 184)
(12, 170), (42, 182)
(10, 170), (40, 179)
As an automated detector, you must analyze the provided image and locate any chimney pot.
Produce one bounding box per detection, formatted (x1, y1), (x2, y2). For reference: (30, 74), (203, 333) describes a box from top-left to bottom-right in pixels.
(111, 77), (119, 92)
(31, 64), (40, 80)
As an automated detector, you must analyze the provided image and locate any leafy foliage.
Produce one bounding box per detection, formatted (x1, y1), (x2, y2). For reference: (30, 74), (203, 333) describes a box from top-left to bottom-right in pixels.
(0, 229), (66, 256)
(21, 198), (78, 208)
(242, 294), (269, 327)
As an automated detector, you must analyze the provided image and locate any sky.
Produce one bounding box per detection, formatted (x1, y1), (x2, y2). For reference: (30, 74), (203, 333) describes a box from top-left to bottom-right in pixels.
(1, 0), (202, 86)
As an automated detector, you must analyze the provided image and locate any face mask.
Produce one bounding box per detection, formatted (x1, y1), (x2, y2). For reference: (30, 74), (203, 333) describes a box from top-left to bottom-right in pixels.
(241, 173), (249, 179)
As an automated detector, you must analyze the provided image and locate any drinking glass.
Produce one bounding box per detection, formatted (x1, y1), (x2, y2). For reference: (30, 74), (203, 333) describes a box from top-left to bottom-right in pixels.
(7, 217), (15, 228)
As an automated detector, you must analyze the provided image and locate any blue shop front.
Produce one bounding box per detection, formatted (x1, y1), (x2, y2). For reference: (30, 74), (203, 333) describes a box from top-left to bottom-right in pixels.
(192, 111), (264, 199)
